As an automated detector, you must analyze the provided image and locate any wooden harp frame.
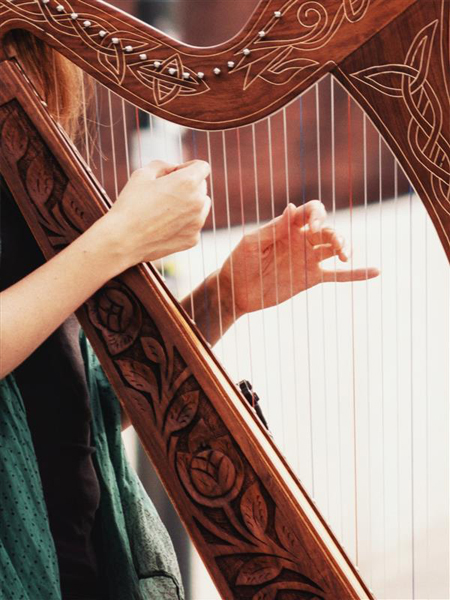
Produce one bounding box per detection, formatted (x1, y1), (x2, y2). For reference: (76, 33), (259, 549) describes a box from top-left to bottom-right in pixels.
(0, 0), (448, 598)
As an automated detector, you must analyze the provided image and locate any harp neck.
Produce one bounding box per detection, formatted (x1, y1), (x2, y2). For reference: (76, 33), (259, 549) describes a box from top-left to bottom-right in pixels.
(0, 0), (416, 128)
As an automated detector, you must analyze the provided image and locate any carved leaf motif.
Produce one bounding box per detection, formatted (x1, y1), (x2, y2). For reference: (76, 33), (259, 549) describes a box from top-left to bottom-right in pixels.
(240, 481), (268, 538)
(2, 113), (28, 161)
(103, 330), (135, 355)
(252, 581), (326, 600)
(275, 508), (302, 555)
(124, 387), (152, 415)
(252, 587), (277, 600)
(142, 336), (167, 376)
(116, 359), (159, 399)
(165, 391), (199, 436)
(236, 556), (282, 586)
(26, 155), (54, 205)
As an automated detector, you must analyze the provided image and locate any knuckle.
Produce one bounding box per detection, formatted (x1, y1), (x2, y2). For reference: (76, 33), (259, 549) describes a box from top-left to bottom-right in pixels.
(188, 232), (201, 247)
(183, 174), (198, 192)
(193, 159), (210, 175)
(131, 167), (146, 179)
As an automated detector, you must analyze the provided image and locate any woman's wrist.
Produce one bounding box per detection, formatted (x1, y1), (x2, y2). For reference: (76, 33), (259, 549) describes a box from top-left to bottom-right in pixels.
(87, 212), (137, 277)
(217, 266), (245, 322)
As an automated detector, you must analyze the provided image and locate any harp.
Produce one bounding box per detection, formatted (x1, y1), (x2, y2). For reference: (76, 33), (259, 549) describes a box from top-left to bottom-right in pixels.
(0, 0), (448, 598)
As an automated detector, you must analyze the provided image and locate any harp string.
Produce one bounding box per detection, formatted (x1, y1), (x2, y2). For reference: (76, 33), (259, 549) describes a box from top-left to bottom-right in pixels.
(282, 105), (301, 473)
(299, 96), (315, 496)
(205, 131), (223, 355)
(267, 116), (286, 447)
(315, 82), (331, 520)
(251, 122), (271, 408)
(347, 94), (360, 567)
(221, 130), (240, 378)
(121, 99), (131, 182)
(363, 111), (373, 585)
(236, 128), (255, 386)
(330, 75), (345, 544)
(409, 182), (416, 598)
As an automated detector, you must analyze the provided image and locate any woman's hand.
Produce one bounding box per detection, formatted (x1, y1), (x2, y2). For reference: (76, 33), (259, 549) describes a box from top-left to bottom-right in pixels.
(100, 159), (211, 268)
(218, 201), (379, 318)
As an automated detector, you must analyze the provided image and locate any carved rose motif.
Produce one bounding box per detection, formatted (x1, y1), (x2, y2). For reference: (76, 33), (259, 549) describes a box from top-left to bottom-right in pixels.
(87, 281), (142, 354)
(177, 441), (244, 507)
(189, 449), (236, 498)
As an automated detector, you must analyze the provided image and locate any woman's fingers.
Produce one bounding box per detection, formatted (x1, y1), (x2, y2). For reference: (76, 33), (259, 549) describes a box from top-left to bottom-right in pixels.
(313, 245), (337, 262)
(257, 203), (296, 244)
(142, 160), (177, 180)
(308, 227), (350, 262)
(293, 200), (327, 232)
(321, 266), (380, 283)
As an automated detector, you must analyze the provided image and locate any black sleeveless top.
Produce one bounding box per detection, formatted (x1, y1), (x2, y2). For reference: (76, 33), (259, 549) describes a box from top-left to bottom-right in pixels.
(0, 178), (103, 599)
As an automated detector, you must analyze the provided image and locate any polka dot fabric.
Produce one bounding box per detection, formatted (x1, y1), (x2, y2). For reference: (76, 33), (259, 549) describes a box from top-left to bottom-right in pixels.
(0, 377), (61, 600)
(0, 335), (184, 600)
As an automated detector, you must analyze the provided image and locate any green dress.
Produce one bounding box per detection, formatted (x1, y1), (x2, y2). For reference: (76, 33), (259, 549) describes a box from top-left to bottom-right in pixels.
(0, 334), (184, 600)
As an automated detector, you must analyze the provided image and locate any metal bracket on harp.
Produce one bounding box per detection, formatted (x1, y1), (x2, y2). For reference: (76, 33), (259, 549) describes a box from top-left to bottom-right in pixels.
(238, 380), (271, 435)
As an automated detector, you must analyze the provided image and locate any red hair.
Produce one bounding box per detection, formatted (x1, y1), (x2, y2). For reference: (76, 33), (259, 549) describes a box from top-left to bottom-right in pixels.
(5, 30), (85, 139)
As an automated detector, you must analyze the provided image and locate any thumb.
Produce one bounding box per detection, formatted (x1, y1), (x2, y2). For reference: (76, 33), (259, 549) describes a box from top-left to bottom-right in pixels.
(144, 160), (178, 180)
(168, 159), (211, 185)
(258, 204), (295, 243)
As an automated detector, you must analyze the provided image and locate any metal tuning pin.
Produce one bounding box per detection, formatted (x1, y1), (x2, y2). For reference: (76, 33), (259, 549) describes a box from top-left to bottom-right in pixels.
(258, 30), (266, 38)
(124, 45), (133, 53)
(213, 67), (221, 76)
(111, 37), (120, 45)
(98, 30), (107, 38)
(139, 53), (148, 61)
(153, 60), (161, 68)
(82, 20), (92, 28)
(70, 13), (78, 20)
(243, 48), (251, 56)
(197, 72), (205, 79)
(56, 4), (64, 12)
(168, 67), (176, 75)
(183, 72), (190, 80)
(274, 10), (282, 18)
(227, 61), (235, 68)
(237, 380), (271, 433)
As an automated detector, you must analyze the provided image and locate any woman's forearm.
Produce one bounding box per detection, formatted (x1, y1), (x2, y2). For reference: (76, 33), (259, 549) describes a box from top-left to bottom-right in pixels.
(181, 269), (239, 347)
(0, 217), (128, 378)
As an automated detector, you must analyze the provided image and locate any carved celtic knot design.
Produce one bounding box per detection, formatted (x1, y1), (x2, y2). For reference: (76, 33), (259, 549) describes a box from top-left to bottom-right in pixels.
(351, 19), (450, 214)
(0, 0), (209, 106)
(231, 0), (371, 90)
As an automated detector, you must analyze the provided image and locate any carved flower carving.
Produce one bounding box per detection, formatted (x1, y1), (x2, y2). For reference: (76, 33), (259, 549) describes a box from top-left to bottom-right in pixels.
(87, 281), (142, 355)
(190, 449), (236, 498)
(176, 427), (245, 507)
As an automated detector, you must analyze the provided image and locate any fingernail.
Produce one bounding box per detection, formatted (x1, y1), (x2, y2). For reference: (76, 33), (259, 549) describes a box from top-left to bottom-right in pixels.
(311, 219), (321, 233)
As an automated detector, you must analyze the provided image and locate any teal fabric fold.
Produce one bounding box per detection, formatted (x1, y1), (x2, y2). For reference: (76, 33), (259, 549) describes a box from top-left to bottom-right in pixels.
(0, 335), (184, 600)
